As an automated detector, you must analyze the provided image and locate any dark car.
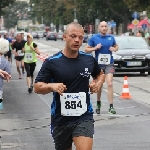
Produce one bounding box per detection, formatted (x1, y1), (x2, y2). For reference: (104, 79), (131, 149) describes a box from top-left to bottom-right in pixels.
(43, 31), (47, 37)
(113, 36), (150, 75)
(46, 32), (57, 41)
(83, 33), (88, 43)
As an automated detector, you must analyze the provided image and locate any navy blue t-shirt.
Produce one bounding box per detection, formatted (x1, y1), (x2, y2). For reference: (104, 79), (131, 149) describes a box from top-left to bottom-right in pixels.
(88, 33), (117, 64)
(35, 51), (101, 127)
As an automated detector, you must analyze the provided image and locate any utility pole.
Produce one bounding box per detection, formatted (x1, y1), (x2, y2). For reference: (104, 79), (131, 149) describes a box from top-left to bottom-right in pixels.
(73, 0), (77, 22)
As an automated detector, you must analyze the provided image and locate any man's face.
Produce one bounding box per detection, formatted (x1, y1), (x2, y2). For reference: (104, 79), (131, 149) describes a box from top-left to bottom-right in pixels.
(63, 26), (84, 51)
(16, 34), (22, 41)
(99, 23), (108, 35)
(4, 34), (7, 39)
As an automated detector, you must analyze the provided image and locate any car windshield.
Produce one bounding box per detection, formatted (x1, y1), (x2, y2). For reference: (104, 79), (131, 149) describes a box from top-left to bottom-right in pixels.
(115, 37), (149, 50)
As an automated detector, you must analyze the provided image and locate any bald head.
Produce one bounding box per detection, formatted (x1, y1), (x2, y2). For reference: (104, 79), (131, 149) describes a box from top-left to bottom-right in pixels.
(64, 22), (84, 34)
(98, 21), (108, 35)
(16, 33), (22, 41)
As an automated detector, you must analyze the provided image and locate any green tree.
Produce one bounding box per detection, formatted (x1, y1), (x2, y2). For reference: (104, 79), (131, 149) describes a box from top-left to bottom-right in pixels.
(3, 1), (30, 29)
(0, 0), (15, 16)
(123, 0), (150, 12)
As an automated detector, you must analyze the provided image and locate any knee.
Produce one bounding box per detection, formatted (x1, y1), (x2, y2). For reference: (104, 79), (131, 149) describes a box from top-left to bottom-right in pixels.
(17, 66), (20, 70)
(107, 81), (113, 88)
(27, 73), (31, 77)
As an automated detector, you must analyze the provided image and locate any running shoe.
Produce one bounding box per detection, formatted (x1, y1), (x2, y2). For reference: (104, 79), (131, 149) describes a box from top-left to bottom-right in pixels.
(22, 71), (25, 75)
(108, 107), (116, 114)
(28, 88), (32, 93)
(30, 85), (33, 92)
(95, 104), (101, 114)
(0, 98), (3, 109)
(19, 75), (22, 79)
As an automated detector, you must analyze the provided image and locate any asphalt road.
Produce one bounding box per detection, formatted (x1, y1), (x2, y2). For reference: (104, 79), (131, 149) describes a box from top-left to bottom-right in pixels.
(0, 38), (150, 150)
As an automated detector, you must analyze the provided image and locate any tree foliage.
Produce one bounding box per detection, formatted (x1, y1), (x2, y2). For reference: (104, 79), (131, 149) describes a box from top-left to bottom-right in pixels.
(3, 1), (30, 29)
(0, 0), (15, 16)
(123, 0), (150, 12)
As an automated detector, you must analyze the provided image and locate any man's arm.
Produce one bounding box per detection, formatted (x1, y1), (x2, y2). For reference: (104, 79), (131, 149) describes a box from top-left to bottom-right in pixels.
(85, 44), (102, 53)
(85, 44), (97, 53)
(34, 82), (67, 95)
(89, 71), (105, 94)
(113, 44), (119, 52)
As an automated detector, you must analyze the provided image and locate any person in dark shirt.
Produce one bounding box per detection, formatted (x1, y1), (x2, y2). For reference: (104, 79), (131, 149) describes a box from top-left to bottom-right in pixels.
(12, 33), (26, 79)
(34, 22), (105, 150)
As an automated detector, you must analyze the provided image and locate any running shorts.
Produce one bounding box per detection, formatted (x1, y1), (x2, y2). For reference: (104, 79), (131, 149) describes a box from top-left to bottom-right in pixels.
(51, 120), (94, 150)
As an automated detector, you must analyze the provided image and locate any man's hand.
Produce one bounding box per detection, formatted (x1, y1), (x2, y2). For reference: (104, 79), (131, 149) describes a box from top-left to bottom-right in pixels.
(109, 46), (115, 52)
(15, 52), (18, 56)
(89, 70), (105, 94)
(94, 43), (102, 51)
(89, 80), (99, 94)
(49, 83), (67, 96)
(0, 70), (11, 82)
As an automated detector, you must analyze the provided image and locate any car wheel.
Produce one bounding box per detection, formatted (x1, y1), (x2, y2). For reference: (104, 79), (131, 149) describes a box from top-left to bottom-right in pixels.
(148, 71), (150, 75)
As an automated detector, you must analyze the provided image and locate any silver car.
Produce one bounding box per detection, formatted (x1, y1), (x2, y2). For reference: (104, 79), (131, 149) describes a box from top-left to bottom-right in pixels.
(113, 36), (150, 75)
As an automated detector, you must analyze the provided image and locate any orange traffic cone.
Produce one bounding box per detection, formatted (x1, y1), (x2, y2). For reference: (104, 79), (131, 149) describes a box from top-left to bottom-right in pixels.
(120, 76), (132, 99)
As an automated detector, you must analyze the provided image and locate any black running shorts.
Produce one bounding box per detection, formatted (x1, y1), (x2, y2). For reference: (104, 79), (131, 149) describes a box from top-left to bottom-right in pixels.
(51, 120), (94, 150)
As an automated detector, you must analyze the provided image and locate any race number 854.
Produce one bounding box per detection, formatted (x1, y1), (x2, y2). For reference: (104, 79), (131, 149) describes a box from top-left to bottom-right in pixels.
(65, 100), (82, 109)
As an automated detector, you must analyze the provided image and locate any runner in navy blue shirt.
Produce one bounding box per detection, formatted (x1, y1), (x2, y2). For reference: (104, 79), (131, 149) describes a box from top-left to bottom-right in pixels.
(34, 22), (105, 150)
(85, 21), (118, 114)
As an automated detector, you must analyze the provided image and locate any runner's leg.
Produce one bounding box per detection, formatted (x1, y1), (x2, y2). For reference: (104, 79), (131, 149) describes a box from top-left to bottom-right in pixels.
(30, 62), (36, 90)
(16, 60), (21, 79)
(73, 120), (94, 150)
(24, 63), (32, 92)
(21, 59), (25, 74)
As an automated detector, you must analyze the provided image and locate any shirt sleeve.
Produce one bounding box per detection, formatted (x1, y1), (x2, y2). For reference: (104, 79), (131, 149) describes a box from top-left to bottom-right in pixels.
(4, 61), (11, 75)
(91, 57), (101, 78)
(35, 58), (52, 83)
(33, 43), (37, 48)
(87, 36), (94, 47)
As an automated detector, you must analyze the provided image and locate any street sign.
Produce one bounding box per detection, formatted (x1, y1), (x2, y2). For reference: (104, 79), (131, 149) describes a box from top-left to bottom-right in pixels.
(142, 24), (147, 29)
(132, 12), (139, 19)
(132, 19), (139, 26)
(107, 21), (116, 28)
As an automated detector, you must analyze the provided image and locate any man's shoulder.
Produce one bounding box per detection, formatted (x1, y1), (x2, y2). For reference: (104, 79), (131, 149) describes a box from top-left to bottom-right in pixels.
(47, 51), (63, 61)
(79, 51), (93, 57)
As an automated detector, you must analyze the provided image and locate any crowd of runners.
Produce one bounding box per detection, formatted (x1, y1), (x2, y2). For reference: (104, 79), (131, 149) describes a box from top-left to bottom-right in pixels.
(0, 21), (118, 150)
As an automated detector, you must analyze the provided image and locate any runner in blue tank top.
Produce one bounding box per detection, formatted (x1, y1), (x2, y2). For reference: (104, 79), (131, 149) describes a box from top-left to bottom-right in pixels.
(85, 21), (119, 114)
(34, 22), (105, 150)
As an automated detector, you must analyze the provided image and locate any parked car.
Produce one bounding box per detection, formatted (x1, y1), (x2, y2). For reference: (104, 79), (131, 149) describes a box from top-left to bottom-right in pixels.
(43, 31), (47, 37)
(83, 33), (88, 43)
(57, 32), (63, 40)
(113, 36), (150, 75)
(46, 32), (57, 41)
(31, 32), (39, 39)
(37, 31), (44, 38)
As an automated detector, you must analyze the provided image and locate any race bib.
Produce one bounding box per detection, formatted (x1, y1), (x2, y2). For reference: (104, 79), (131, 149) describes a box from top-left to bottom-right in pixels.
(25, 53), (33, 61)
(17, 50), (24, 56)
(98, 54), (110, 65)
(60, 92), (87, 116)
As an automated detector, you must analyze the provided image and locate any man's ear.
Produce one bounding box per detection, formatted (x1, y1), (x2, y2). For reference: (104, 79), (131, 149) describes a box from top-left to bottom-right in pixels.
(63, 34), (66, 41)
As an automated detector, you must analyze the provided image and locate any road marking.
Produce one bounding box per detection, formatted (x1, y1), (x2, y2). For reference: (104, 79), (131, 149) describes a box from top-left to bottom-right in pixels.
(93, 114), (133, 117)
